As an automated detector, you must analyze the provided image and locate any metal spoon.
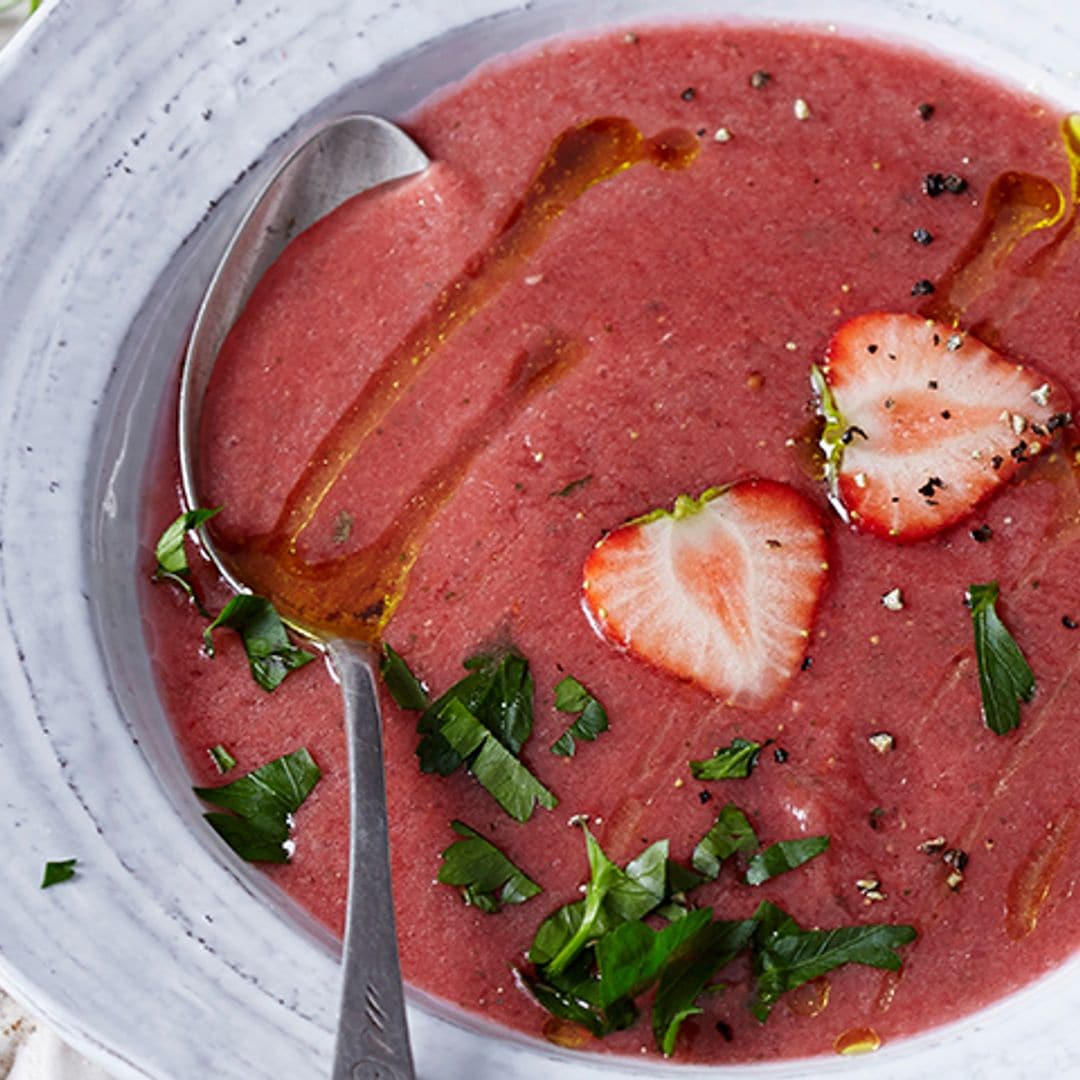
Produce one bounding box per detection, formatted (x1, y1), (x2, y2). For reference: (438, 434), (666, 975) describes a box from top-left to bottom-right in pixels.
(179, 113), (429, 1080)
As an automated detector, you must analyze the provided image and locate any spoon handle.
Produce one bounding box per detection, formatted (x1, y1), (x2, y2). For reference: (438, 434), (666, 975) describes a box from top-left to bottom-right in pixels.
(328, 639), (416, 1080)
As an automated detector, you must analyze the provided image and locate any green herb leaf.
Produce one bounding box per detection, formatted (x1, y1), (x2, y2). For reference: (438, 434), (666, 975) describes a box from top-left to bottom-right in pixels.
(595, 908), (713, 1007)
(689, 737), (765, 781)
(194, 747), (321, 863)
(751, 906), (916, 1020)
(692, 804), (758, 879)
(380, 645), (430, 710)
(41, 859), (77, 888)
(529, 827), (668, 974)
(551, 675), (609, 756)
(968, 581), (1036, 735)
(152, 507), (220, 610)
(417, 651), (534, 775)
(437, 820), (542, 912)
(652, 917), (758, 1056)
(745, 835), (829, 886)
(517, 962), (629, 1038)
(209, 744), (237, 773)
(438, 699), (556, 823)
(551, 474), (593, 498)
(203, 594), (315, 692)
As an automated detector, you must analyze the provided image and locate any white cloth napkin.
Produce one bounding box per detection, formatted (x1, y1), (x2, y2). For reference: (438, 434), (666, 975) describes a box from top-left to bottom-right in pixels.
(0, 989), (112, 1080)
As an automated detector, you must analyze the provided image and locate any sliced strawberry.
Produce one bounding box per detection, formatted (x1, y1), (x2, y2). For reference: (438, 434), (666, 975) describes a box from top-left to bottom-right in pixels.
(581, 480), (828, 709)
(813, 312), (1073, 541)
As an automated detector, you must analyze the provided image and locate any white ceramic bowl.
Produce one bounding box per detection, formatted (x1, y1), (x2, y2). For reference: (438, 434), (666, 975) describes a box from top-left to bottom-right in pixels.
(1, 1), (1078, 1077)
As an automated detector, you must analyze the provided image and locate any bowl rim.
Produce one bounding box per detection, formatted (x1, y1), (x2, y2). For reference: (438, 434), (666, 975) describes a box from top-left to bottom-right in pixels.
(0, 1), (1078, 1077)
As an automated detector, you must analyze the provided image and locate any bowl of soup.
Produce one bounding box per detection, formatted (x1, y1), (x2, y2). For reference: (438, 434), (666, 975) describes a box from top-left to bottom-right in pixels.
(0, 1), (1077, 1077)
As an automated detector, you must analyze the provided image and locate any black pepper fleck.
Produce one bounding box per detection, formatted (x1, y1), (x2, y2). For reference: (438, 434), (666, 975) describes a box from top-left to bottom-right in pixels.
(716, 1021), (734, 1042)
(923, 171), (968, 197)
(970, 524), (993, 543)
(750, 69), (772, 89)
(1063, 615), (1078, 630)
(774, 747), (790, 764)
(917, 102), (935, 121)
(917, 476), (945, 498)
(941, 410), (952, 419)
(801, 655), (813, 671)
(867, 343), (879, 354)
(912, 278), (935, 296)
(698, 789), (713, 804)
(912, 227), (934, 245)
(681, 87), (696, 102)
(991, 454), (1004, 470)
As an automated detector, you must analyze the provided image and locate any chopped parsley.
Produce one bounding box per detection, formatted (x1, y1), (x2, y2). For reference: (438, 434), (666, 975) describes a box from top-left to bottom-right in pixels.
(967, 582), (1036, 734)
(519, 821), (914, 1056)
(437, 820), (541, 912)
(41, 859), (77, 888)
(551, 675), (609, 756)
(551, 474), (593, 498)
(194, 747), (321, 863)
(692, 804), (758, 879)
(528, 825), (667, 975)
(203, 594), (315, 692)
(415, 651), (535, 775)
(749, 899), (916, 1020)
(438, 700), (557, 823)
(152, 506), (220, 611)
(209, 744), (237, 773)
(380, 644), (429, 710)
(690, 737), (765, 780)
(745, 835), (829, 886)
(652, 915), (757, 1054)
(386, 648), (558, 822)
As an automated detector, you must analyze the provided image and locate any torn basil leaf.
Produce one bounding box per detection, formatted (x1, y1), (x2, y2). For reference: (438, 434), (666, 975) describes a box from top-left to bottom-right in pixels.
(653, 916), (757, 1056)
(417, 651), (534, 776)
(194, 747), (320, 863)
(204, 594), (315, 692)
(690, 737), (765, 781)
(380, 645), (430, 711)
(551, 675), (609, 756)
(438, 699), (556, 823)
(968, 581), (1036, 735)
(692, 804), (758, 879)
(209, 744), (237, 774)
(745, 835), (829, 886)
(437, 820), (541, 912)
(41, 859), (77, 888)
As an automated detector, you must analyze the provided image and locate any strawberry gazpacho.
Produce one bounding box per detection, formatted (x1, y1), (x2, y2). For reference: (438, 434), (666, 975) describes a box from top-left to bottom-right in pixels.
(143, 22), (1080, 1065)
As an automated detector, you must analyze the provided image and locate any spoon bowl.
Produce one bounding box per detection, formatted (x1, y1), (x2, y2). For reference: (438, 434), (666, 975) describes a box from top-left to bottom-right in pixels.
(178, 112), (430, 1080)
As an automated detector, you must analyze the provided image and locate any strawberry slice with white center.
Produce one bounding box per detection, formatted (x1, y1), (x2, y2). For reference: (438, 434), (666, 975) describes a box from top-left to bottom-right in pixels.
(813, 312), (1073, 541)
(581, 480), (828, 709)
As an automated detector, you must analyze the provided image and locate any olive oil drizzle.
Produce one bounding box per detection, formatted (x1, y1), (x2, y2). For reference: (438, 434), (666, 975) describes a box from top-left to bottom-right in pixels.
(268, 117), (695, 551)
(220, 334), (586, 638)
(920, 114), (1080, 327)
(216, 117), (697, 637)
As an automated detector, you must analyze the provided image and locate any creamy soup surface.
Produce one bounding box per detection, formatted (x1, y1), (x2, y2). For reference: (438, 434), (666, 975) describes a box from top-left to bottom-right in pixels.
(142, 22), (1080, 1064)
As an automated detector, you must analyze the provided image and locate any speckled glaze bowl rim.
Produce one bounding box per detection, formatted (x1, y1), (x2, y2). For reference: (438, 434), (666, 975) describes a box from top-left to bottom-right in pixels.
(0, 1), (1078, 1077)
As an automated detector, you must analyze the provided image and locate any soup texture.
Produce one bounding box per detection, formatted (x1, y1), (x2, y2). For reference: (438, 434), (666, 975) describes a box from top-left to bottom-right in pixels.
(142, 23), (1080, 1065)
